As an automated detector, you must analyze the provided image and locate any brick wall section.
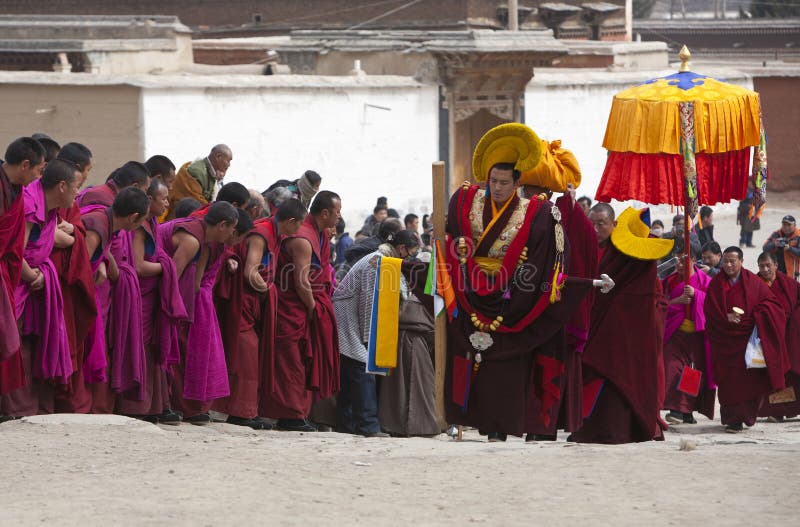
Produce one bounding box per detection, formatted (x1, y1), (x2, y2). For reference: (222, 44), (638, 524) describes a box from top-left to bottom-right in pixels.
(753, 76), (800, 192)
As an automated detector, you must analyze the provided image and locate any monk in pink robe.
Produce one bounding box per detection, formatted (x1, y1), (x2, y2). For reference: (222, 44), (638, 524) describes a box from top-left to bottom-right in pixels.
(78, 162), (151, 413)
(264, 192), (341, 432)
(158, 201), (238, 423)
(756, 251), (800, 420)
(0, 160), (80, 416)
(662, 262), (716, 424)
(116, 179), (186, 423)
(81, 187), (151, 413)
(0, 138), (46, 398)
(705, 247), (789, 432)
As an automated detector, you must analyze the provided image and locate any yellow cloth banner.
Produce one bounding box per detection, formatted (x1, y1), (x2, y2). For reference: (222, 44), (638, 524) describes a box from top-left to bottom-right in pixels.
(375, 256), (402, 369)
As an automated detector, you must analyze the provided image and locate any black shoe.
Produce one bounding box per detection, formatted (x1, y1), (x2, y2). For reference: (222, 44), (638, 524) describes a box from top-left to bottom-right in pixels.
(184, 413), (212, 425)
(682, 413), (697, 424)
(227, 415), (273, 430)
(487, 431), (507, 442)
(253, 417), (276, 429)
(0, 415), (17, 424)
(746, 243), (756, 248)
(277, 418), (318, 432)
(725, 423), (743, 433)
(157, 409), (182, 425)
(665, 411), (683, 425)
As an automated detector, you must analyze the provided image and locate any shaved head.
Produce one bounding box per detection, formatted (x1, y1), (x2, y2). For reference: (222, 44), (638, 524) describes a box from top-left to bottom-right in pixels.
(590, 202), (615, 221)
(210, 144), (232, 158)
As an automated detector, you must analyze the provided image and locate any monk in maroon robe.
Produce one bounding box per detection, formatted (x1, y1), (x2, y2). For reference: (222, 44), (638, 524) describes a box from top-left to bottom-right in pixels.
(264, 191), (341, 432)
(756, 251), (800, 420)
(214, 200), (306, 428)
(704, 247), (789, 432)
(0, 138), (46, 400)
(50, 142), (97, 413)
(662, 261), (716, 424)
(50, 203), (97, 413)
(571, 205), (673, 444)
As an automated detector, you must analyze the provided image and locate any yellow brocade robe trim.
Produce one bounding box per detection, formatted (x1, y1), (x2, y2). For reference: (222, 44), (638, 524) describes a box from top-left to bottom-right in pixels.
(468, 193), (530, 275)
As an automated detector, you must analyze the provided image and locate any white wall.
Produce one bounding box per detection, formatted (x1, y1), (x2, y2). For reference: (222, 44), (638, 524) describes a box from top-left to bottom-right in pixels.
(141, 79), (439, 234)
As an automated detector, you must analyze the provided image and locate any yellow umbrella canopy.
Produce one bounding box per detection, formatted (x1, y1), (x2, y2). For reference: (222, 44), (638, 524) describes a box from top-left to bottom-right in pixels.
(596, 46), (768, 218)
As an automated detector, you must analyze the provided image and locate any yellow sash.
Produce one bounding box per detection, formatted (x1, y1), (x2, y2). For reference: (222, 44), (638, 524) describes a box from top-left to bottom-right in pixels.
(375, 256), (402, 369)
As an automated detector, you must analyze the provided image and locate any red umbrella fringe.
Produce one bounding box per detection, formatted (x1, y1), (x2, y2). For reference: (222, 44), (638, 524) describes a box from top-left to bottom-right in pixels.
(596, 149), (751, 206)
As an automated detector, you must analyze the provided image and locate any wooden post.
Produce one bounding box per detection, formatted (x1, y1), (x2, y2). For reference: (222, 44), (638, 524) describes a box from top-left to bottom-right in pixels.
(432, 161), (448, 430)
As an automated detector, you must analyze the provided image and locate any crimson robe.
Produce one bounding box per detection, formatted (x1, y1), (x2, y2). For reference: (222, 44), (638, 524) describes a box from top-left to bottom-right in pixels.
(51, 204), (97, 413)
(77, 181), (117, 208)
(263, 215), (339, 419)
(758, 272), (800, 418)
(704, 269), (789, 425)
(0, 165), (25, 394)
(662, 267), (716, 420)
(214, 218), (280, 419)
(444, 187), (590, 437)
(572, 242), (664, 444)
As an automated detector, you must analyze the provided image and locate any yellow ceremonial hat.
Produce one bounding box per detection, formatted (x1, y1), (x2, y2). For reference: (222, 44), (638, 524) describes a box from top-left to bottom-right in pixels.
(611, 207), (674, 261)
(472, 123), (542, 183)
(519, 139), (581, 192)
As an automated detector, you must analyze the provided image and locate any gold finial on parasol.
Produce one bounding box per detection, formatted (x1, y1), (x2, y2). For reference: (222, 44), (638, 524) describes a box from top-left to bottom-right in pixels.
(679, 45), (691, 72)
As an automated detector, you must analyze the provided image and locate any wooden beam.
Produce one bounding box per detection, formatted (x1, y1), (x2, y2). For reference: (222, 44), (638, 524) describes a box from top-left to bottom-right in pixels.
(432, 161), (448, 430)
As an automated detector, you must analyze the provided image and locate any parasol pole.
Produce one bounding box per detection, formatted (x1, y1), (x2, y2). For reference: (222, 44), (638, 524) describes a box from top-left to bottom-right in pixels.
(431, 161), (448, 433)
(677, 46), (699, 299)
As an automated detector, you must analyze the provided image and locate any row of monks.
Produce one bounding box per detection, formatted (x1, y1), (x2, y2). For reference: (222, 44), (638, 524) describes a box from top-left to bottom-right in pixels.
(2, 126), (799, 442)
(0, 136), (357, 431)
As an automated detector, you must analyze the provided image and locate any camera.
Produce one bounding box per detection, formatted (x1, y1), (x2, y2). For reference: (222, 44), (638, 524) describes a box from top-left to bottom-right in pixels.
(776, 237), (788, 248)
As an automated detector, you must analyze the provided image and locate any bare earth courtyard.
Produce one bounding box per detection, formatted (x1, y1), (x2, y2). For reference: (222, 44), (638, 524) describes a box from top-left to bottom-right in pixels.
(1, 412), (798, 526)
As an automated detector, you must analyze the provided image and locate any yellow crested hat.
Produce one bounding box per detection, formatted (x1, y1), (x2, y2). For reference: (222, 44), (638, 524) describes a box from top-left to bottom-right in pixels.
(472, 123), (542, 183)
(519, 139), (581, 192)
(611, 207), (674, 261)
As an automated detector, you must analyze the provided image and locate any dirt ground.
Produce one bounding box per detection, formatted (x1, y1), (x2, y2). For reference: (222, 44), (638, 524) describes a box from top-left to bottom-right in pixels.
(1, 411), (798, 526)
(2, 195), (798, 526)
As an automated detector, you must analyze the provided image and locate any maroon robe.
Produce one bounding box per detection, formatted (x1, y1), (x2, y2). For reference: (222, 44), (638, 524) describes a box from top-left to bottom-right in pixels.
(527, 195), (598, 435)
(758, 272), (800, 418)
(77, 181), (117, 208)
(704, 269), (789, 426)
(214, 218), (279, 419)
(263, 215), (339, 419)
(0, 165), (25, 395)
(443, 187), (590, 437)
(572, 242), (664, 444)
(661, 268), (716, 420)
(51, 204), (97, 413)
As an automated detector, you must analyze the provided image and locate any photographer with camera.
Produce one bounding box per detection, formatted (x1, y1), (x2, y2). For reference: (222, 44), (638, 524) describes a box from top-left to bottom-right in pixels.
(763, 215), (800, 280)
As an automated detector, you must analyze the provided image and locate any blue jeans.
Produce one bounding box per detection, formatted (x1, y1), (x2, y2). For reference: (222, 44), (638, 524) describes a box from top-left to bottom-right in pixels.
(337, 355), (380, 435)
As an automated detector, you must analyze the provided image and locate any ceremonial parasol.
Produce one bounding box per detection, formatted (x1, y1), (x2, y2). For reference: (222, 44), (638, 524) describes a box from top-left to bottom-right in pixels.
(596, 46), (769, 282)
